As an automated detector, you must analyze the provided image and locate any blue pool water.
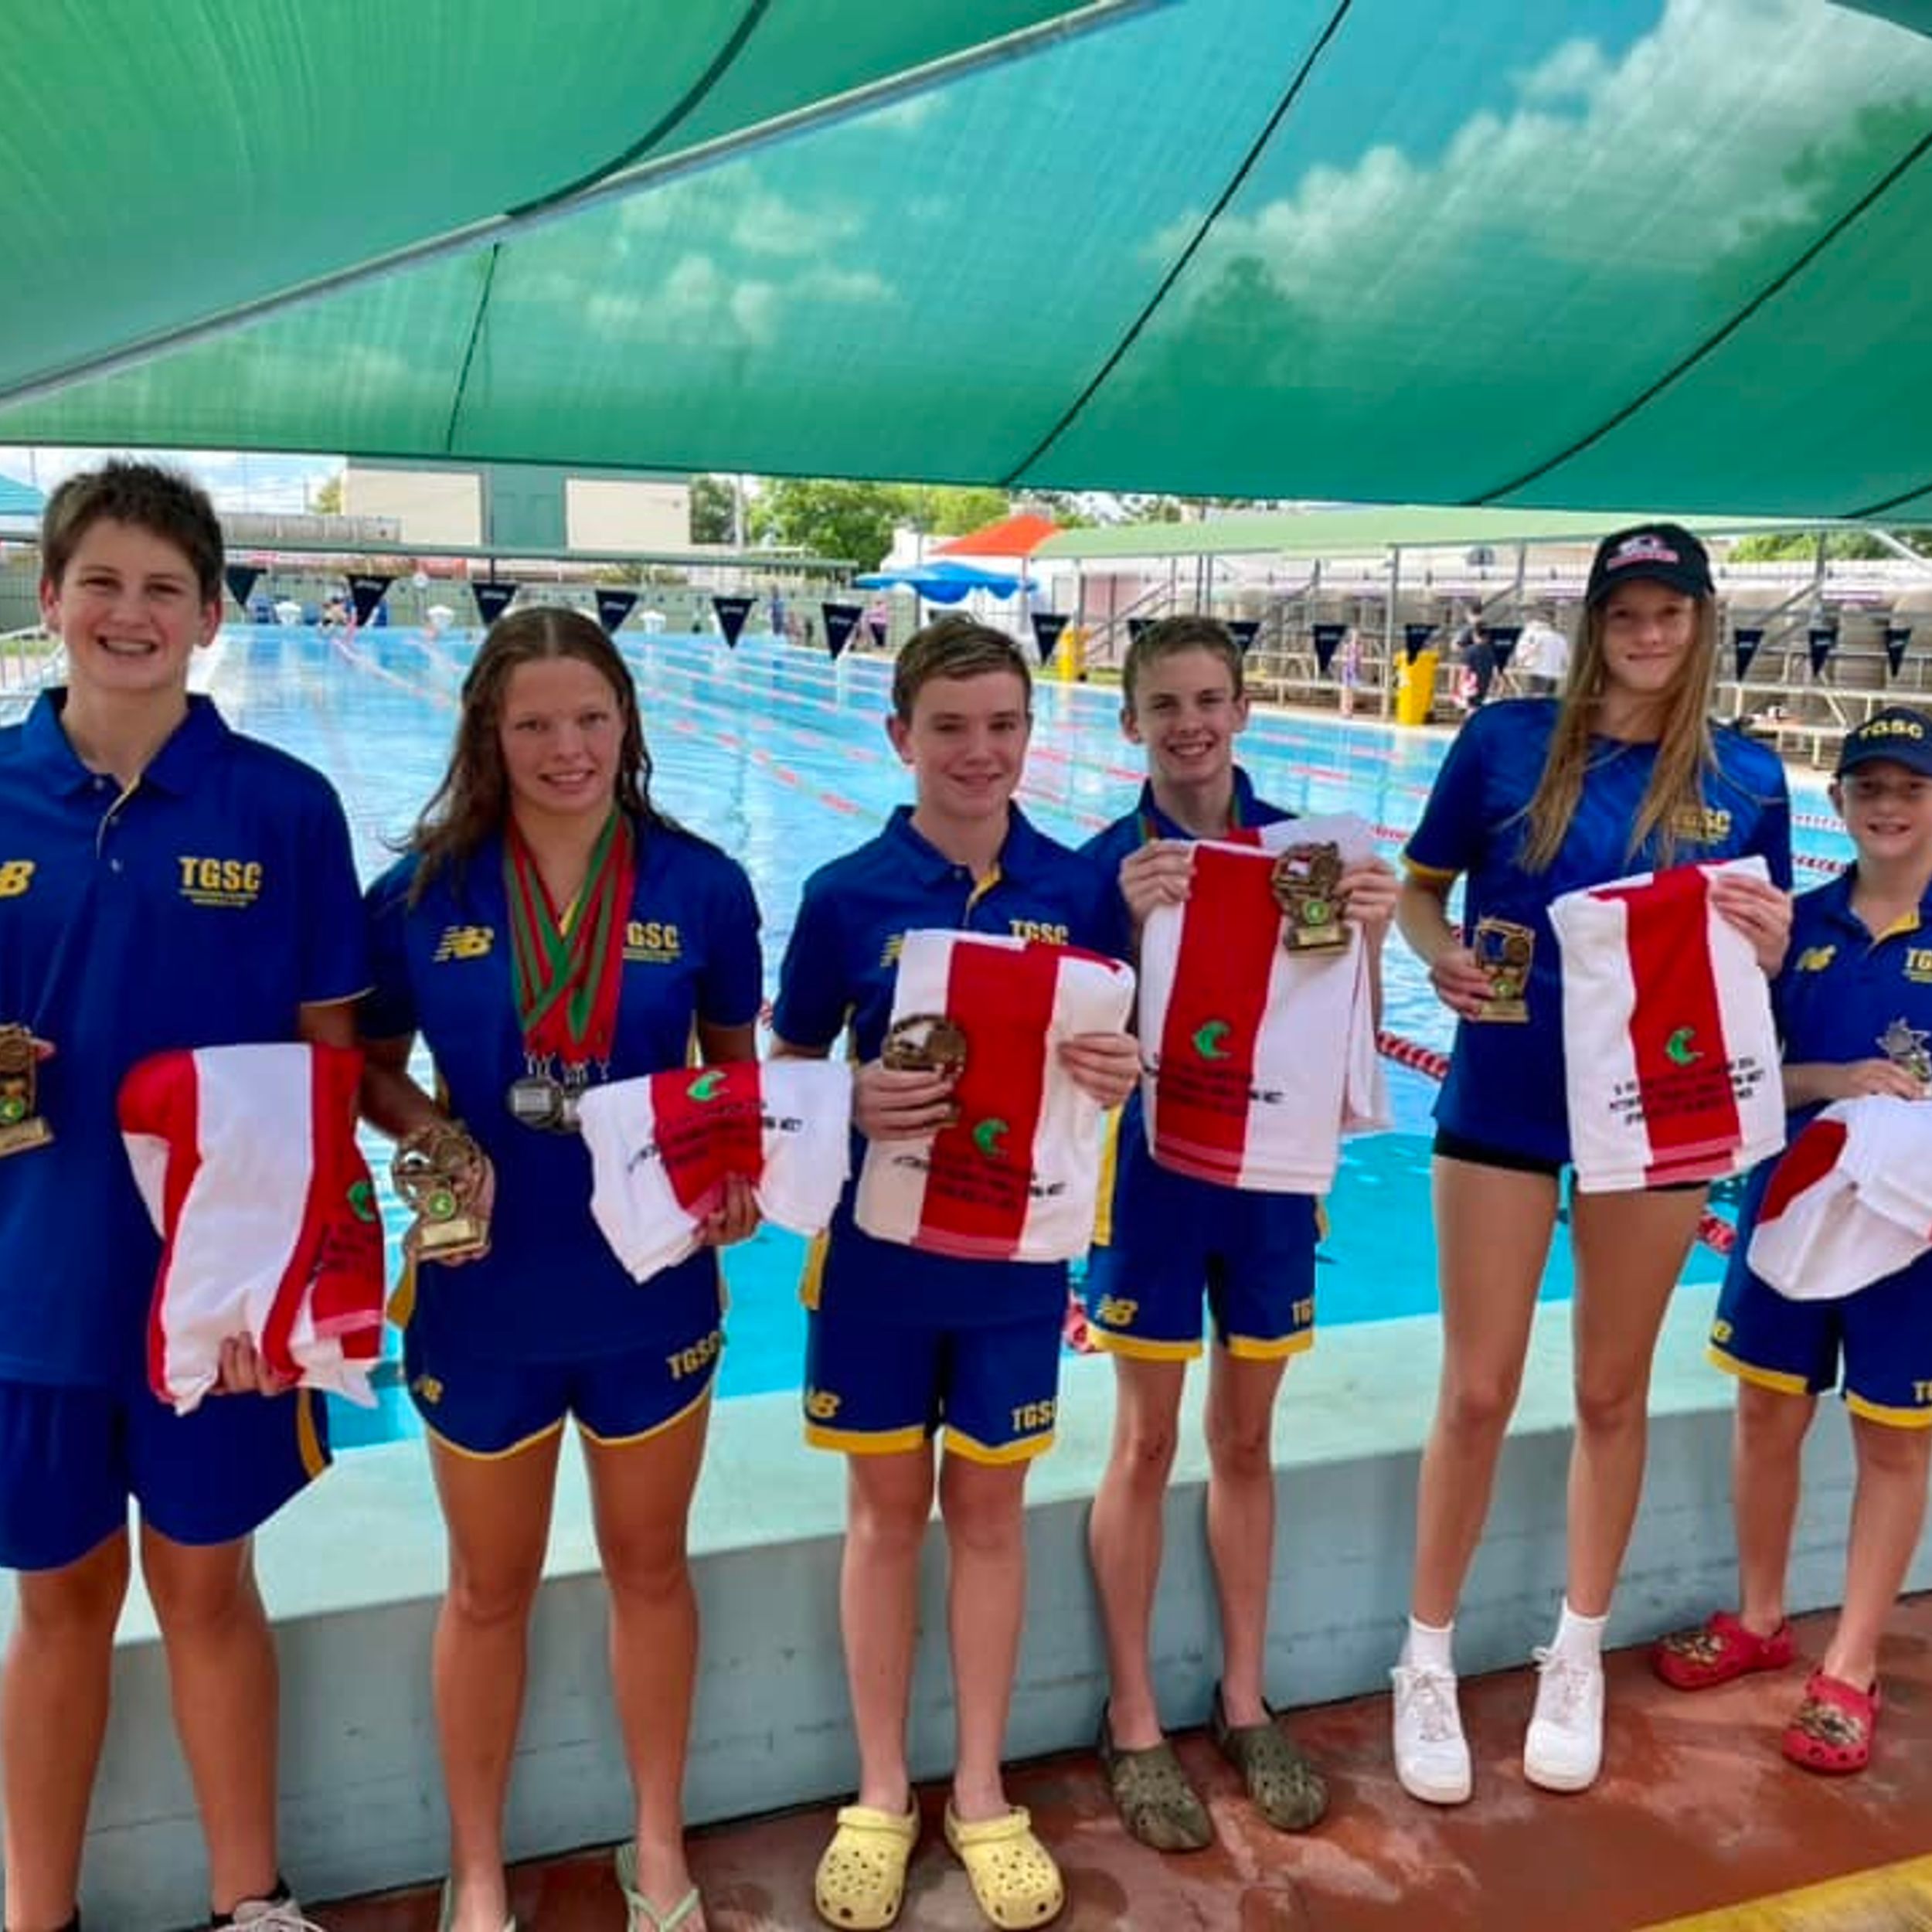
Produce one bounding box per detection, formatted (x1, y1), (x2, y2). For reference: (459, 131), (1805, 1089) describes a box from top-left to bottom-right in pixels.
(202, 625), (1855, 1447)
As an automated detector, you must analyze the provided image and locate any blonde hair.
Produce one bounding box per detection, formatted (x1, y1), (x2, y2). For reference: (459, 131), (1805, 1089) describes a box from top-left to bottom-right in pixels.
(1518, 600), (1720, 872)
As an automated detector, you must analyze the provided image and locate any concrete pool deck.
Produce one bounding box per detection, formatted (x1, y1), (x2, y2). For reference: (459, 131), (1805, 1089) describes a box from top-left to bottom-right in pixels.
(17, 1281), (1927, 1929)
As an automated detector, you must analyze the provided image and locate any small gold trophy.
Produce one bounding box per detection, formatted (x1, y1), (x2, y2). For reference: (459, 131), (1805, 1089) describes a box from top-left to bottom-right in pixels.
(1270, 842), (1349, 951)
(1471, 917), (1535, 1023)
(392, 1121), (491, 1262)
(881, 1013), (970, 1077)
(0, 1026), (51, 1157)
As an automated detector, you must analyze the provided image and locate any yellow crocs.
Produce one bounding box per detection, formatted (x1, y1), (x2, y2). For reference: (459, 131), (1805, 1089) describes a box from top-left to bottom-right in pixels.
(814, 1801), (920, 1930)
(943, 1804), (1064, 1929)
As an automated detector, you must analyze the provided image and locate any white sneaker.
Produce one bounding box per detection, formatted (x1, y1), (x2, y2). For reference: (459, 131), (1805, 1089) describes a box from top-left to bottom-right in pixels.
(1391, 1662), (1473, 1804)
(1523, 1646), (1605, 1792)
(228, 1900), (328, 1931)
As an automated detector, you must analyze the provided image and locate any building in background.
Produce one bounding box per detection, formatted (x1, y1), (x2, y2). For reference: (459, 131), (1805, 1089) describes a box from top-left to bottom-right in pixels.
(342, 461), (689, 553)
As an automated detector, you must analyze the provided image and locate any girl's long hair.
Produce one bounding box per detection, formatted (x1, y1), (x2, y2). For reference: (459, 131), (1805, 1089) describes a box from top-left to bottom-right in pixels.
(1518, 597), (1721, 873)
(405, 604), (665, 897)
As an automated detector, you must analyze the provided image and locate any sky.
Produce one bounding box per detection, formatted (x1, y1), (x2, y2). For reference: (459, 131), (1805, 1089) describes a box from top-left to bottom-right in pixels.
(0, 446), (343, 513)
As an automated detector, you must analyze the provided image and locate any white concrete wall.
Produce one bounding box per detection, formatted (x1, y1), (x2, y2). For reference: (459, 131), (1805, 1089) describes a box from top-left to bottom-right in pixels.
(342, 468), (484, 548)
(566, 478), (689, 554)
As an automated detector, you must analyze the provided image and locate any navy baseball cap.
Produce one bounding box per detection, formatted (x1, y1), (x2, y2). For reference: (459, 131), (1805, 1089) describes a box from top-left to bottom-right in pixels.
(1835, 706), (1932, 779)
(1584, 523), (1714, 606)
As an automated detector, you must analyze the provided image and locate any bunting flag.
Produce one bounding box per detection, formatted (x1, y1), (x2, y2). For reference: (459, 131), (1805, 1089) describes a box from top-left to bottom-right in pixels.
(473, 580), (518, 628)
(865, 615), (889, 649)
(1403, 623), (1437, 662)
(223, 564), (262, 611)
(1226, 618), (1262, 656)
(1733, 625), (1764, 681)
(596, 587), (639, 637)
(1127, 617), (1153, 647)
(1311, 621), (1348, 674)
(348, 573), (393, 628)
(712, 594), (754, 648)
(1808, 624), (1838, 677)
(1029, 611), (1070, 662)
(1487, 623), (1522, 668)
(821, 601), (862, 661)
(1886, 624), (1913, 678)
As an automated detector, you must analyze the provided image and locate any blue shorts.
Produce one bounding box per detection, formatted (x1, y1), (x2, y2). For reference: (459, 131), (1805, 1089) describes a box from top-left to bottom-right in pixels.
(1083, 1124), (1318, 1362)
(403, 1287), (724, 1459)
(0, 1378), (330, 1573)
(1710, 1247), (1932, 1430)
(802, 1293), (1062, 1465)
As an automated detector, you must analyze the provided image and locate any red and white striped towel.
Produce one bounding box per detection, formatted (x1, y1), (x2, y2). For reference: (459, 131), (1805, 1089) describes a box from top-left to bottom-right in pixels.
(1138, 813), (1387, 1191)
(1550, 856), (1783, 1193)
(119, 1043), (383, 1414)
(578, 1060), (852, 1284)
(855, 930), (1135, 1262)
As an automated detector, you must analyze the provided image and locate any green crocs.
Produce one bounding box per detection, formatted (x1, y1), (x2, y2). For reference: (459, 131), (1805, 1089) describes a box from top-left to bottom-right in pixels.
(1210, 1683), (1328, 1832)
(1097, 1706), (1213, 1853)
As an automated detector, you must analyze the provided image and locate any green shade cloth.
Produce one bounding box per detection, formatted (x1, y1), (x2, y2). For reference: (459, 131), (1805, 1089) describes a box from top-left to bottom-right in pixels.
(4, 1), (1931, 519)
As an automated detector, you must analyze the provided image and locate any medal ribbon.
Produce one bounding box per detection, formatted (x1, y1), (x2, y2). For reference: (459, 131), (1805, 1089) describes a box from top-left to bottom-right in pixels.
(503, 811), (635, 1067)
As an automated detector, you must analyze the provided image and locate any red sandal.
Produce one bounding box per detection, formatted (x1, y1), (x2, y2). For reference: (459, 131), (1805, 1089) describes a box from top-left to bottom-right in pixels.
(1651, 1611), (1795, 1692)
(1782, 1671), (1879, 1775)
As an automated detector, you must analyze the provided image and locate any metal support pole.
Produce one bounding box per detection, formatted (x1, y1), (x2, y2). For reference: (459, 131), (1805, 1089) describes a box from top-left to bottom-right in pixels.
(1382, 546), (1402, 720)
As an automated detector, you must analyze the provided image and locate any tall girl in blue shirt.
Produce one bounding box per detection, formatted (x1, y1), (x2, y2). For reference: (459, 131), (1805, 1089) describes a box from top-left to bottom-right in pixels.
(1392, 526), (1793, 1803)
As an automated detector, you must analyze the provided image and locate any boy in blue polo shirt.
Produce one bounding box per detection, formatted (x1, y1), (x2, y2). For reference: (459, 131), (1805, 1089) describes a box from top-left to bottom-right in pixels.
(0, 463), (366, 1932)
(1080, 616), (1396, 1851)
(772, 615), (1138, 1932)
(1655, 705), (1932, 1777)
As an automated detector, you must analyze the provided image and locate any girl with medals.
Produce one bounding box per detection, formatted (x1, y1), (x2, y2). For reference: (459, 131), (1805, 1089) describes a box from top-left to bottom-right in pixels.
(1391, 526), (1793, 1804)
(361, 607), (761, 1932)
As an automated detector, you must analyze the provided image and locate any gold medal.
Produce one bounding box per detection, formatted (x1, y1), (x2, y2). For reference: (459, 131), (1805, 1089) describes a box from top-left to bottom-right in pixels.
(881, 1013), (969, 1077)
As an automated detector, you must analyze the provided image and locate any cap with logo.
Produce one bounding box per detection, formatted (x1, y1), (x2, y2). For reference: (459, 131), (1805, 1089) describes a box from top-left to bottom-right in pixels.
(1835, 706), (1932, 779)
(1584, 522), (1714, 607)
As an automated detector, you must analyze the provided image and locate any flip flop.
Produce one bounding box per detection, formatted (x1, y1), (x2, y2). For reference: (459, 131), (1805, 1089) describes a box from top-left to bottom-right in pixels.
(615, 1842), (704, 1930)
(437, 1878), (516, 1932)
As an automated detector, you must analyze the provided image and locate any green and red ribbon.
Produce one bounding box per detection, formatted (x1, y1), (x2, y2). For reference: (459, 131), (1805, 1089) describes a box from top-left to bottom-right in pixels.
(503, 811), (636, 1067)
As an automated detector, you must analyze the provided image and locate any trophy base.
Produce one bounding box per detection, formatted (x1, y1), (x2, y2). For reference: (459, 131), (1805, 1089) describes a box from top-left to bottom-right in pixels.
(0, 1116), (53, 1158)
(1285, 923), (1348, 951)
(415, 1213), (490, 1262)
(1471, 999), (1529, 1024)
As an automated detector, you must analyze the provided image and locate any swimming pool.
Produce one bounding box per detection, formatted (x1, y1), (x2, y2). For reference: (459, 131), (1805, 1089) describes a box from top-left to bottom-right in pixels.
(202, 624), (1856, 1447)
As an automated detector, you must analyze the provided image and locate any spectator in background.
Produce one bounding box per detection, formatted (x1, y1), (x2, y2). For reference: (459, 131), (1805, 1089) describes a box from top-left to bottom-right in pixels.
(1453, 607), (1498, 711)
(1517, 609), (1572, 699)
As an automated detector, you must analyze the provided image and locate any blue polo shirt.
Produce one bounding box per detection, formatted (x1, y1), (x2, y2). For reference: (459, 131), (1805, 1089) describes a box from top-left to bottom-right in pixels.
(0, 692), (367, 1389)
(771, 804), (1121, 1326)
(363, 818), (761, 1365)
(1404, 699), (1792, 1163)
(1080, 766), (1291, 888)
(1773, 869), (1932, 1134)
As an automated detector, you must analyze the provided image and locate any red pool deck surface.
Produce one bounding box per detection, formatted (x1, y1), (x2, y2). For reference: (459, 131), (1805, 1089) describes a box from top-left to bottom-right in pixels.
(322, 1597), (1932, 1931)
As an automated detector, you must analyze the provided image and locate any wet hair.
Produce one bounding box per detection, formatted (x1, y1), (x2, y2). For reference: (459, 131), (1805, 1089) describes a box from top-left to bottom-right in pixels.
(1519, 594), (1721, 873)
(40, 459), (224, 603)
(406, 604), (672, 896)
(890, 614), (1032, 721)
(1121, 614), (1245, 710)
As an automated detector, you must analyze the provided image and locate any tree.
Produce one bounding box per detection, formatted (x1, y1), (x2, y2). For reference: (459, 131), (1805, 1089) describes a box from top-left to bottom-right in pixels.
(1728, 530), (1924, 563)
(897, 484), (1010, 540)
(689, 474), (739, 546)
(753, 478), (903, 570)
(311, 471), (344, 515)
